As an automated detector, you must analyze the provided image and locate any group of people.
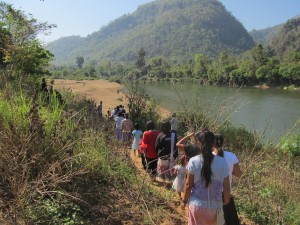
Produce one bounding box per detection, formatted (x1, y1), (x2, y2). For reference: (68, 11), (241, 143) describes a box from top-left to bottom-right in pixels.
(132, 118), (242, 225)
(40, 78), (63, 104)
(101, 103), (242, 225)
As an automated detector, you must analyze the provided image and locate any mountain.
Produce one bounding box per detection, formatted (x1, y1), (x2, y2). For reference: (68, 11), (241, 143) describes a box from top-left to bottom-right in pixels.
(249, 24), (282, 45)
(270, 17), (300, 57)
(48, 0), (255, 65)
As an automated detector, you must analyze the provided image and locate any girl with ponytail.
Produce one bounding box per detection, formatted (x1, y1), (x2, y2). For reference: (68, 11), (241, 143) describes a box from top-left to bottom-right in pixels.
(214, 134), (242, 225)
(181, 131), (230, 225)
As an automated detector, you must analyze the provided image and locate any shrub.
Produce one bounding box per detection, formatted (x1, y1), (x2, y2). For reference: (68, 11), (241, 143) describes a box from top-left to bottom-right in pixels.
(279, 133), (300, 156)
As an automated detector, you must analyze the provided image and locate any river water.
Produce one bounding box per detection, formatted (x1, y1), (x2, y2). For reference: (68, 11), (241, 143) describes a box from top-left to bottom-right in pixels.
(145, 82), (300, 142)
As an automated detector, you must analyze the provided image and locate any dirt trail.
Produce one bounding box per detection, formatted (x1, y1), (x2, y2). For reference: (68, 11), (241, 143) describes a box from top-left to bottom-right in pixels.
(128, 150), (188, 225)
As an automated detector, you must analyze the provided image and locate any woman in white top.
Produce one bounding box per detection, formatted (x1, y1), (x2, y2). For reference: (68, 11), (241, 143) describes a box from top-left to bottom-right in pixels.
(181, 131), (230, 225)
(214, 134), (242, 225)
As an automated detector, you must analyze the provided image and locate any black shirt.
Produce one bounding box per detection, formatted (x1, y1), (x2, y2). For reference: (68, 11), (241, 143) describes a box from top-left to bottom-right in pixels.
(155, 132), (178, 159)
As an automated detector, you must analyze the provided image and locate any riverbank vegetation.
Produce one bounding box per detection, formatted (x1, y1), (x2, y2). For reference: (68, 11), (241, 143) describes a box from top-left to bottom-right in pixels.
(1, 2), (300, 225)
(50, 39), (300, 90)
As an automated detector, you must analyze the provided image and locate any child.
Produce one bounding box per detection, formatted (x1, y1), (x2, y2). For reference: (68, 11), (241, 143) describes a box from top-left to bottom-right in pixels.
(132, 123), (143, 157)
(172, 155), (187, 201)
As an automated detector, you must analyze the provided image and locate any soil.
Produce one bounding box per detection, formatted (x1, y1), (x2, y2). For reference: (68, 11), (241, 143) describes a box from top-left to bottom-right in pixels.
(53, 79), (171, 118)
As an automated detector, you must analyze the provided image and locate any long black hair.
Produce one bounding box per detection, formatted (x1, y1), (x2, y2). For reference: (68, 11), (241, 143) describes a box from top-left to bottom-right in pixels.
(214, 134), (224, 157)
(197, 131), (215, 187)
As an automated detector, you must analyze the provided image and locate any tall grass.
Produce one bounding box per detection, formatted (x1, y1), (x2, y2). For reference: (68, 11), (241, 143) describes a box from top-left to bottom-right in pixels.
(0, 84), (185, 225)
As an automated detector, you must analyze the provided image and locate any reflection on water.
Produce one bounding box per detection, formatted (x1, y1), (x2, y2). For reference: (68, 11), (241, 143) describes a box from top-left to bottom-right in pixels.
(146, 82), (300, 141)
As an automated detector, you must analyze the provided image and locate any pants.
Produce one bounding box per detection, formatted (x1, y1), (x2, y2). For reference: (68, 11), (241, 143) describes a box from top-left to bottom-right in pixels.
(223, 196), (240, 225)
(141, 153), (147, 170)
(146, 157), (157, 177)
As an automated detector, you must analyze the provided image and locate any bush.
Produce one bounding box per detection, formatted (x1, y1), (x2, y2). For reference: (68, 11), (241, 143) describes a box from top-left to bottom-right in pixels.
(279, 133), (300, 156)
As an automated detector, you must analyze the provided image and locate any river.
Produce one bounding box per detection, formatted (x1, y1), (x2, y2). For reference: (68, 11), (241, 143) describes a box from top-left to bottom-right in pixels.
(145, 82), (300, 142)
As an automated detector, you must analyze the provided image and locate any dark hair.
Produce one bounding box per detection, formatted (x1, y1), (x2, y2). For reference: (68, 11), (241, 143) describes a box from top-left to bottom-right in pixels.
(160, 121), (171, 134)
(134, 123), (140, 130)
(214, 134), (224, 157)
(197, 131), (215, 187)
(145, 120), (155, 130)
(117, 111), (123, 116)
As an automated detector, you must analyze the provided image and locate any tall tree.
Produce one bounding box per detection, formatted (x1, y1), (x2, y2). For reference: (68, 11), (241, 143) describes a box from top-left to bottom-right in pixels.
(135, 48), (146, 69)
(0, 2), (55, 86)
(76, 56), (84, 69)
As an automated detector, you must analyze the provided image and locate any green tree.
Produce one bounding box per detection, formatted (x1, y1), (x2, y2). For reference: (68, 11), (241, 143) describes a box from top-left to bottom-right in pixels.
(135, 47), (146, 69)
(193, 54), (205, 77)
(251, 44), (268, 67)
(76, 56), (84, 69)
(0, 2), (55, 87)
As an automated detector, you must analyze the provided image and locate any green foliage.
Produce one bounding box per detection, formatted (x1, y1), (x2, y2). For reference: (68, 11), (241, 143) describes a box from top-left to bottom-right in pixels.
(124, 80), (159, 130)
(249, 24), (282, 45)
(0, 2), (54, 93)
(135, 47), (146, 69)
(271, 17), (300, 58)
(76, 56), (84, 69)
(279, 133), (300, 156)
(221, 124), (261, 153)
(46, 2), (300, 88)
(27, 195), (84, 225)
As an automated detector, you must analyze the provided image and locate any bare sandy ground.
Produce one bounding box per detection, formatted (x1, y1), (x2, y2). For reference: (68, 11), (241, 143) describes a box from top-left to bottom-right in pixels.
(54, 79), (171, 118)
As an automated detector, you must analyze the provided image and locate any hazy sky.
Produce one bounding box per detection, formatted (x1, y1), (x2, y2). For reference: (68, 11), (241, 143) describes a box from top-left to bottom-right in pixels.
(3, 0), (300, 43)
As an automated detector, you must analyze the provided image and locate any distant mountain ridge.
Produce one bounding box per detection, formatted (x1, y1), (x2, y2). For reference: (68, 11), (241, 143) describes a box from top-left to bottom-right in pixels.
(249, 24), (283, 45)
(48, 0), (255, 65)
(270, 17), (300, 56)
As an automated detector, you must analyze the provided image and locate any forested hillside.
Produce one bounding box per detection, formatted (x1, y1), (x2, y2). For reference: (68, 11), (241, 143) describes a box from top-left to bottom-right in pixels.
(249, 24), (282, 45)
(270, 17), (300, 57)
(48, 0), (255, 65)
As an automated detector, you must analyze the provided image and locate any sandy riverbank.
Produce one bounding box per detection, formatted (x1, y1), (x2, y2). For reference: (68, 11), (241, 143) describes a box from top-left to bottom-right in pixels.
(54, 79), (171, 118)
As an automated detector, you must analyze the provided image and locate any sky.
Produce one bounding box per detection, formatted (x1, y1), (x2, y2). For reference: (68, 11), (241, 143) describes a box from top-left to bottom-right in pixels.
(2, 0), (300, 43)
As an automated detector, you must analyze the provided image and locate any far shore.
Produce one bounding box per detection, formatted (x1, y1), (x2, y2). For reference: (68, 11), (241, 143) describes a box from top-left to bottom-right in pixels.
(54, 79), (171, 118)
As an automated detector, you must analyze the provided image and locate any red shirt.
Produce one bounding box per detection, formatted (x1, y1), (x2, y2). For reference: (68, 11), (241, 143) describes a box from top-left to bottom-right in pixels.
(142, 130), (160, 158)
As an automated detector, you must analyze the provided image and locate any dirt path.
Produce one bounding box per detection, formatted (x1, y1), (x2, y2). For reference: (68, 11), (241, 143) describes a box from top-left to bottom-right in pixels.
(128, 150), (188, 225)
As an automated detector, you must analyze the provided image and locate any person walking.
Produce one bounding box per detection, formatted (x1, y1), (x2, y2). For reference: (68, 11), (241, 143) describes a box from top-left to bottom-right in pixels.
(181, 131), (230, 225)
(214, 134), (242, 225)
(140, 120), (160, 181)
(155, 121), (178, 187)
(131, 123), (143, 157)
(121, 113), (133, 146)
(114, 111), (124, 141)
(172, 155), (187, 201)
